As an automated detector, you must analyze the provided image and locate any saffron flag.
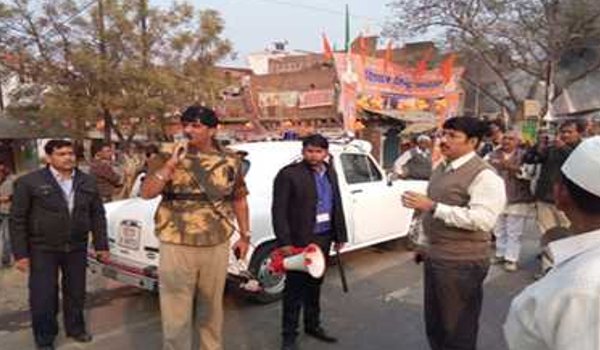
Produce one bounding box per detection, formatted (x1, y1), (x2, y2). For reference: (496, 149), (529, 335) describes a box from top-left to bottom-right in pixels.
(415, 48), (434, 78)
(439, 54), (456, 83)
(322, 33), (333, 61)
(383, 40), (393, 72)
(359, 33), (367, 64)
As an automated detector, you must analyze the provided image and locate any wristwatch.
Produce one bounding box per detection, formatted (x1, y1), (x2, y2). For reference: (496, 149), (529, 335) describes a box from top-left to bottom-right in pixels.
(239, 232), (251, 241)
(153, 172), (167, 182)
(431, 202), (438, 213)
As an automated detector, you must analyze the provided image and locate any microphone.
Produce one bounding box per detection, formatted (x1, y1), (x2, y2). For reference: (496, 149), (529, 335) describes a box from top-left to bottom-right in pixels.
(173, 134), (189, 160)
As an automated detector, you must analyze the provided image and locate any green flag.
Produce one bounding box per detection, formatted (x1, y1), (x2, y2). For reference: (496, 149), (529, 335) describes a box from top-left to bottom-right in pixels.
(345, 4), (350, 52)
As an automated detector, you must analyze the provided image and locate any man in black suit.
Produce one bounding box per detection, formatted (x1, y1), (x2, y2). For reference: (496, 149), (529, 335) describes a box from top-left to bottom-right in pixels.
(10, 140), (109, 350)
(272, 134), (348, 350)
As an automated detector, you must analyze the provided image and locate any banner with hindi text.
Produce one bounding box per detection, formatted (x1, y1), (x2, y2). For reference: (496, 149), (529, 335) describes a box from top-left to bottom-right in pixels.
(334, 53), (464, 131)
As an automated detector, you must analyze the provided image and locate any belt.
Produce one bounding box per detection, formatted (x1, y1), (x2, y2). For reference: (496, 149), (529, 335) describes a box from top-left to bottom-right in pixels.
(162, 192), (233, 202)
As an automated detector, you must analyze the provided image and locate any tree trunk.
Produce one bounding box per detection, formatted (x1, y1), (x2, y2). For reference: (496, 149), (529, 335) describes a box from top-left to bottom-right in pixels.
(97, 0), (111, 142)
(103, 107), (112, 141)
(140, 0), (149, 69)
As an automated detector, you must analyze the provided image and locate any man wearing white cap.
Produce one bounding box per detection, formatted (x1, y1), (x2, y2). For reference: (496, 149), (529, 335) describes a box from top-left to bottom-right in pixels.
(393, 134), (433, 180)
(504, 136), (600, 350)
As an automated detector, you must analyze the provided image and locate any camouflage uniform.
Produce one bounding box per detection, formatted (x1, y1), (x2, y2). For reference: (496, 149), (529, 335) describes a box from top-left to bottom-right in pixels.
(148, 147), (248, 350)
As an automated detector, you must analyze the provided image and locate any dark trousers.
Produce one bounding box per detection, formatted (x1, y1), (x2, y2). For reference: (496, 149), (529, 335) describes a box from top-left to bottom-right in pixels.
(29, 249), (88, 346)
(424, 258), (489, 350)
(282, 234), (332, 342)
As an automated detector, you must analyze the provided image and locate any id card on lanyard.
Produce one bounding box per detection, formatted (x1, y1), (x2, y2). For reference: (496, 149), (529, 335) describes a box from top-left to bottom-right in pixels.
(316, 212), (331, 224)
(314, 170), (333, 234)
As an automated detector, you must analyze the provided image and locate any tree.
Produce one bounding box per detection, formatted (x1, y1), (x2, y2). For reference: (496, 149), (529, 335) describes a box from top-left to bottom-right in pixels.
(0, 0), (233, 142)
(385, 0), (600, 118)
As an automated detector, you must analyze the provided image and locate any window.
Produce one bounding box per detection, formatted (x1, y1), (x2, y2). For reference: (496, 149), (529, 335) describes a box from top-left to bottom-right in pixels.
(340, 154), (382, 184)
(240, 159), (251, 177)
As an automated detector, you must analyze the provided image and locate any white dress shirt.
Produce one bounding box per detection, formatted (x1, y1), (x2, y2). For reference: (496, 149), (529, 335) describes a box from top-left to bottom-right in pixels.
(432, 151), (507, 232)
(504, 228), (600, 350)
(49, 166), (75, 213)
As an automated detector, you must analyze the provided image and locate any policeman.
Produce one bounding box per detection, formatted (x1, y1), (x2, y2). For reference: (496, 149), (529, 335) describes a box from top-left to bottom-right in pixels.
(140, 106), (251, 350)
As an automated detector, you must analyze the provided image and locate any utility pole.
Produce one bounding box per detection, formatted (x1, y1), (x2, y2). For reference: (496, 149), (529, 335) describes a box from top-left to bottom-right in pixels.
(542, 0), (559, 124)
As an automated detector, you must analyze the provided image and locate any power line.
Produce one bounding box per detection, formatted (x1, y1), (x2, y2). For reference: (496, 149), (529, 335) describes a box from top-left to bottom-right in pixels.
(38, 0), (98, 44)
(244, 0), (383, 23)
(3, 0), (97, 51)
(1, 0), (98, 84)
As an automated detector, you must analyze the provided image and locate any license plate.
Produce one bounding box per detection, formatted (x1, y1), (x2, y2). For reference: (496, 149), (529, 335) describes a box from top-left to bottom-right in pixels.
(117, 220), (142, 250)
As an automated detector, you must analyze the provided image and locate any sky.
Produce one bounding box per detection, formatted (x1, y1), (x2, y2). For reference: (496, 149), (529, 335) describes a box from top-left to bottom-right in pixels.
(152, 0), (394, 67)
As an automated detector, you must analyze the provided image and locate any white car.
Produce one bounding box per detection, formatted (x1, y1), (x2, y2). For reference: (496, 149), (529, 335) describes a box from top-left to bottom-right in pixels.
(88, 139), (427, 303)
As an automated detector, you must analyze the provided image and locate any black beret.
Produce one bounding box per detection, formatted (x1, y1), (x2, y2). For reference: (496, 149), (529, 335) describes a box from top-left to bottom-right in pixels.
(180, 106), (219, 128)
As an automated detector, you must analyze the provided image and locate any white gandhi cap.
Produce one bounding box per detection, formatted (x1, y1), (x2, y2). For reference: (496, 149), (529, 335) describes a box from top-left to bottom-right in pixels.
(417, 135), (431, 143)
(561, 136), (600, 197)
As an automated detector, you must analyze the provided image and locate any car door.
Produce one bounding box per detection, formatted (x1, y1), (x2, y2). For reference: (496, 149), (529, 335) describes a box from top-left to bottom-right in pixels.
(338, 152), (404, 245)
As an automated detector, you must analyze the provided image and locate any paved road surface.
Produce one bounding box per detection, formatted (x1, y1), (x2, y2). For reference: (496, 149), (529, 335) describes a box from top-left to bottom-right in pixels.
(0, 220), (541, 350)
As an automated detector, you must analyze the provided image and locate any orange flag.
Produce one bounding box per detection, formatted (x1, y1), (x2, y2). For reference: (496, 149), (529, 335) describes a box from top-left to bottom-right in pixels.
(440, 53), (456, 83)
(415, 48), (434, 78)
(359, 33), (367, 64)
(383, 40), (393, 72)
(322, 33), (333, 61)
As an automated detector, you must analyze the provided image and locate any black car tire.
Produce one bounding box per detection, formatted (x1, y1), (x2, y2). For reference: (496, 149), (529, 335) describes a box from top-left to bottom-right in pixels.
(247, 241), (286, 304)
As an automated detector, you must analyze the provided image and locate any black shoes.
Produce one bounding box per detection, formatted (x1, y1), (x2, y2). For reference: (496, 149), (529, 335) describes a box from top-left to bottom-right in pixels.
(36, 332), (91, 349)
(305, 327), (338, 343)
(281, 341), (299, 350)
(281, 327), (337, 349)
(36, 345), (55, 350)
(68, 332), (93, 343)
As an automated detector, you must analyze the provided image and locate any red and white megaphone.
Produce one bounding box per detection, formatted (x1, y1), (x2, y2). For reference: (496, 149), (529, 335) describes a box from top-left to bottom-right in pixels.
(269, 243), (326, 278)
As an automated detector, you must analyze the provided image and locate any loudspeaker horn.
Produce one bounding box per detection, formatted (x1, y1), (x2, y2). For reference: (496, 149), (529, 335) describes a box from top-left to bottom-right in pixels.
(269, 243), (326, 278)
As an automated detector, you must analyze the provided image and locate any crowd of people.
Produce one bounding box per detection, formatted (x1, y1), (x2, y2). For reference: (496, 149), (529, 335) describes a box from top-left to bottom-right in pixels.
(399, 116), (599, 350)
(395, 118), (588, 274)
(0, 108), (599, 350)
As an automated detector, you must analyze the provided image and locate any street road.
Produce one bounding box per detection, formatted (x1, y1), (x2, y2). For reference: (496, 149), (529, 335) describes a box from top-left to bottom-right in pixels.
(0, 220), (540, 350)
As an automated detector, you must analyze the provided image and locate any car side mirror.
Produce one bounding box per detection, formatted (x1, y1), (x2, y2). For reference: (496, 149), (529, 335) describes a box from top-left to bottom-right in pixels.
(386, 172), (394, 186)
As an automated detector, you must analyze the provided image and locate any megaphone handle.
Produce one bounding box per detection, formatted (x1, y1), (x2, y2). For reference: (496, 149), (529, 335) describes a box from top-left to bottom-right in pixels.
(335, 246), (349, 293)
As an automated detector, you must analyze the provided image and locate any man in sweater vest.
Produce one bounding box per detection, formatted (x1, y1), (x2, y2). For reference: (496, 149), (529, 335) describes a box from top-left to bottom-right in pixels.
(402, 117), (506, 350)
(486, 130), (535, 272)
